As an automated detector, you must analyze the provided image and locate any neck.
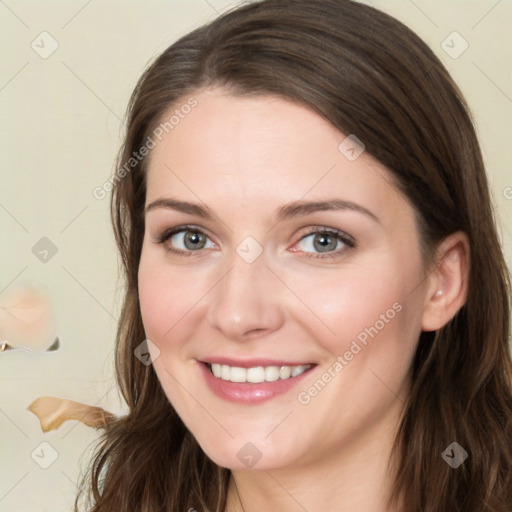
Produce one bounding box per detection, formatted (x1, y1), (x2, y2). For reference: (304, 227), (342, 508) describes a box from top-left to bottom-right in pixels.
(225, 397), (405, 512)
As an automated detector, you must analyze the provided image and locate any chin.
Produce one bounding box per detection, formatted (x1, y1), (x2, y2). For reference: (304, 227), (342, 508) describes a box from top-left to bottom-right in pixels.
(194, 433), (299, 471)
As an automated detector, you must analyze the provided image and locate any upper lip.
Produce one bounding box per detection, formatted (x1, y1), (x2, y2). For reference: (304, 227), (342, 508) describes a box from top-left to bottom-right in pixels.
(200, 357), (315, 368)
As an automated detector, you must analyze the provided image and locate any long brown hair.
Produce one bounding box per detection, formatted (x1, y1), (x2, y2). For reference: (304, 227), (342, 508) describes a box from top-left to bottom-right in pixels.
(76, 1), (512, 510)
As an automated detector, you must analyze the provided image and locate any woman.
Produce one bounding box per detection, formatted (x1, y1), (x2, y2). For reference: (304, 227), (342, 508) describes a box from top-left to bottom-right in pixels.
(77, 0), (512, 510)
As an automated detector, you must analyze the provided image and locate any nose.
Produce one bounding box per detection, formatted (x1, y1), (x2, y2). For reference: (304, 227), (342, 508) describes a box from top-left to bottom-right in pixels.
(206, 252), (285, 341)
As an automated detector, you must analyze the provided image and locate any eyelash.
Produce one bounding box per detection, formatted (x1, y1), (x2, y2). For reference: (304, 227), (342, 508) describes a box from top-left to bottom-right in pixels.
(154, 224), (356, 260)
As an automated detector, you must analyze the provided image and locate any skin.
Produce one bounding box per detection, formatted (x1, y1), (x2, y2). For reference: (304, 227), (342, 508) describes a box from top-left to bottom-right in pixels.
(138, 87), (469, 511)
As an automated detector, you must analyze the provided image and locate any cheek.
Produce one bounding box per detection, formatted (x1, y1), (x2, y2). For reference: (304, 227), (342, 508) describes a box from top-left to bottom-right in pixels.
(137, 244), (212, 344)
(137, 252), (201, 415)
(138, 259), (166, 340)
(138, 251), (189, 343)
(291, 252), (423, 361)
(290, 259), (423, 441)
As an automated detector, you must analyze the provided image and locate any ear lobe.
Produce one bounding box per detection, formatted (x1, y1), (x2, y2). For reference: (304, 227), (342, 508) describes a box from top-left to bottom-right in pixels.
(421, 231), (470, 332)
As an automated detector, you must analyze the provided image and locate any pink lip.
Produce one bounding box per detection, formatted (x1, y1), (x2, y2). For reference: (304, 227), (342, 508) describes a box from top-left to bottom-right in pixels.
(197, 360), (315, 404)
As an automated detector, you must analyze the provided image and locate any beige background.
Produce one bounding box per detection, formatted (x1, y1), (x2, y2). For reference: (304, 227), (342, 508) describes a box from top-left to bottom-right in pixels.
(0, 1), (510, 510)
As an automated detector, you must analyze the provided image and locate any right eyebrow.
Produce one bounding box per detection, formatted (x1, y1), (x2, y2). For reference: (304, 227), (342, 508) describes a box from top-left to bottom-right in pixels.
(144, 198), (213, 218)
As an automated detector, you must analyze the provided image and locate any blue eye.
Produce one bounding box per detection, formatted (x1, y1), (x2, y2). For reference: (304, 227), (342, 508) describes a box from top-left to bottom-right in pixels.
(157, 226), (215, 255)
(294, 229), (355, 259)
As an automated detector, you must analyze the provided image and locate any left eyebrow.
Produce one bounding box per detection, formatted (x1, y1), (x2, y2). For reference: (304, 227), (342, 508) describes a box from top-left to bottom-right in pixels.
(275, 199), (380, 225)
(144, 197), (380, 225)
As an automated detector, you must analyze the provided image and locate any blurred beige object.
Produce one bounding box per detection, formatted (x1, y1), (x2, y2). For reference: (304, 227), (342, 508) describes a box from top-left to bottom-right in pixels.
(0, 285), (57, 351)
(28, 396), (117, 432)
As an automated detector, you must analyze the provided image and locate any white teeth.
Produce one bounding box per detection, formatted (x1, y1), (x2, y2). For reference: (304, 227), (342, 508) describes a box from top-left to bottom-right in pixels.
(292, 365), (309, 377)
(208, 363), (311, 383)
(279, 366), (292, 379)
(247, 366), (265, 383)
(230, 367), (247, 383)
(221, 364), (231, 380)
(265, 366), (280, 382)
(211, 363), (222, 378)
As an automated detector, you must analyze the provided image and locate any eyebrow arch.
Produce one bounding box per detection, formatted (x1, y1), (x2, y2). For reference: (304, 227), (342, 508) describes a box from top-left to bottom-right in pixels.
(276, 199), (380, 224)
(144, 198), (380, 224)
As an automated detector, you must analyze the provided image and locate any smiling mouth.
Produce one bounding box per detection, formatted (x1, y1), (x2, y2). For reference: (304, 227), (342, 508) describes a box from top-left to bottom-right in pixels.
(205, 362), (313, 383)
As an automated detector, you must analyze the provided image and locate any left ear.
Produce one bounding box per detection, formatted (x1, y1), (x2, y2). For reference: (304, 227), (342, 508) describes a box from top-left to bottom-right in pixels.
(421, 231), (470, 332)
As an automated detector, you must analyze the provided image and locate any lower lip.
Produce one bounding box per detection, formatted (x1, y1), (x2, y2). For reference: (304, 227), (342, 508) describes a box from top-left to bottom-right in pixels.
(198, 362), (314, 404)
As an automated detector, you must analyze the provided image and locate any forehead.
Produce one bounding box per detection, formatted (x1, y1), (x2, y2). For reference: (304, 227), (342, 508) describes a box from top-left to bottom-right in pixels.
(144, 87), (409, 226)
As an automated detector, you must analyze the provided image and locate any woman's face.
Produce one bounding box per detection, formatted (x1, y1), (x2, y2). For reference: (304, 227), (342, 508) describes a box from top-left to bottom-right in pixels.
(138, 87), (430, 470)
